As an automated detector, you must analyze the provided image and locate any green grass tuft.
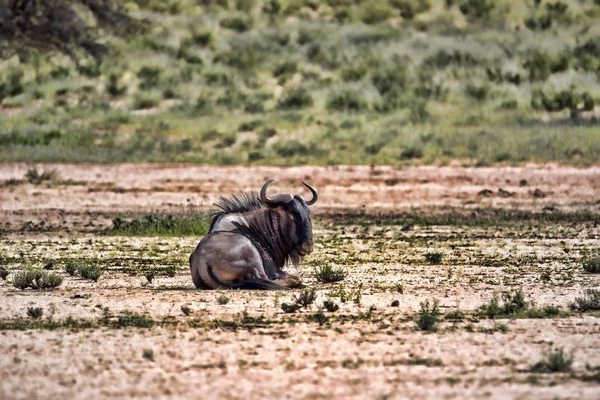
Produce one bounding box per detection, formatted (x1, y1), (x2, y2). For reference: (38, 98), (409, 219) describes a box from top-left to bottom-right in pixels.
(531, 348), (573, 373)
(570, 289), (600, 312)
(313, 265), (346, 283)
(27, 307), (44, 319)
(415, 299), (440, 332)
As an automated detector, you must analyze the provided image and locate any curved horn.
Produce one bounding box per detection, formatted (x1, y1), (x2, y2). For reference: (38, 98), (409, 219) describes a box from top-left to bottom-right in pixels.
(260, 179), (293, 205)
(302, 182), (318, 206)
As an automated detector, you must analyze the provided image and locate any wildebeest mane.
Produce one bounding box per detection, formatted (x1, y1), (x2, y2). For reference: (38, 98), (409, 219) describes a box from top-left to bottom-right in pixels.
(209, 191), (262, 232)
(231, 213), (296, 269)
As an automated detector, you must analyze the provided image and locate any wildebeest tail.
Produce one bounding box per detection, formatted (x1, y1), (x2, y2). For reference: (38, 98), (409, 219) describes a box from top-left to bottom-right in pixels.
(207, 265), (287, 290)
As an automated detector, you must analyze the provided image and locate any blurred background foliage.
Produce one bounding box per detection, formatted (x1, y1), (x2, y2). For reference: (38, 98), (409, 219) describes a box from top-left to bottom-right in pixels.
(0, 0), (599, 166)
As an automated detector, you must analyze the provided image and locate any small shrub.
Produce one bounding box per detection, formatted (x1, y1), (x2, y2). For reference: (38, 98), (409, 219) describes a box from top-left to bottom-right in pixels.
(294, 288), (317, 307)
(531, 348), (572, 373)
(276, 87), (313, 110)
(13, 270), (63, 290)
(145, 270), (157, 283)
(358, 1), (394, 24)
(478, 290), (528, 318)
(570, 289), (600, 312)
(415, 299), (440, 332)
(323, 299), (339, 312)
(106, 73), (127, 97)
(164, 266), (176, 277)
(143, 349), (155, 362)
(25, 167), (58, 184)
(273, 60), (297, 77)
(424, 252), (443, 264)
(137, 66), (162, 89)
(181, 305), (191, 316)
(459, 0), (495, 20)
(310, 309), (328, 326)
(64, 261), (78, 276)
(133, 92), (160, 110)
(219, 16), (251, 32)
(281, 302), (301, 313)
(326, 88), (368, 112)
(313, 265), (346, 283)
(390, 0), (431, 19)
(27, 307), (43, 319)
(583, 256), (600, 273)
(78, 264), (103, 282)
(465, 83), (490, 101)
(0, 267), (8, 280)
(217, 294), (230, 305)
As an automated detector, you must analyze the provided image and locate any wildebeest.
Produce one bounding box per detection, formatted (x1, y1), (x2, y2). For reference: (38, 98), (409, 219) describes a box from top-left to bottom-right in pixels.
(189, 179), (318, 290)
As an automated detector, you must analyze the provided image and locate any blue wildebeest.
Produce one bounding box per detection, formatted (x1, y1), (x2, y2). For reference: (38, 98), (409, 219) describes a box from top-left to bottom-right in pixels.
(189, 179), (318, 290)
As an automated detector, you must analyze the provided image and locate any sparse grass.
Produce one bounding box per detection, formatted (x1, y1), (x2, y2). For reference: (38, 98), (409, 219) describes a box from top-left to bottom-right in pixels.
(12, 269), (63, 290)
(478, 290), (527, 318)
(217, 294), (230, 305)
(108, 213), (211, 236)
(424, 252), (443, 264)
(530, 348), (573, 373)
(570, 289), (600, 312)
(415, 299), (440, 332)
(313, 265), (346, 283)
(583, 255), (600, 273)
(110, 311), (154, 328)
(27, 307), (43, 319)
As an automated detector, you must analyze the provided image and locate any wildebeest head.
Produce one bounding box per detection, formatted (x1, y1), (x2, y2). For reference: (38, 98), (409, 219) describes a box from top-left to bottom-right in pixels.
(260, 179), (318, 263)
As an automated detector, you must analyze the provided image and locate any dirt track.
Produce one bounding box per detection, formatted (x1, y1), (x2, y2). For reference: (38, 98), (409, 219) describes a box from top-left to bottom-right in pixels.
(1, 163), (599, 399)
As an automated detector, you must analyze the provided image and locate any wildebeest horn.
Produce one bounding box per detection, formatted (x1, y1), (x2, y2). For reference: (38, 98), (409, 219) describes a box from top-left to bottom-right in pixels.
(302, 182), (318, 206)
(260, 179), (293, 205)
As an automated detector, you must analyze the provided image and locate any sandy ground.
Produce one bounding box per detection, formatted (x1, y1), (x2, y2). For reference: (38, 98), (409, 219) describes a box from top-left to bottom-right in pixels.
(1, 163), (600, 399)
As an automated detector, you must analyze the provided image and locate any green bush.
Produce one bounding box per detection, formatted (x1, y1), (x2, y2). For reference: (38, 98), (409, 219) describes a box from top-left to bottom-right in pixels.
(0, 69), (25, 100)
(459, 0), (495, 20)
(583, 256), (600, 273)
(276, 87), (313, 110)
(390, 0), (431, 19)
(358, 2), (394, 24)
(27, 307), (43, 319)
(423, 50), (479, 69)
(523, 51), (570, 82)
(13, 270), (63, 290)
(78, 264), (104, 282)
(219, 16), (252, 32)
(415, 299), (440, 332)
(137, 66), (162, 89)
(424, 252), (443, 264)
(133, 92), (160, 110)
(106, 73), (127, 97)
(326, 88), (368, 112)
